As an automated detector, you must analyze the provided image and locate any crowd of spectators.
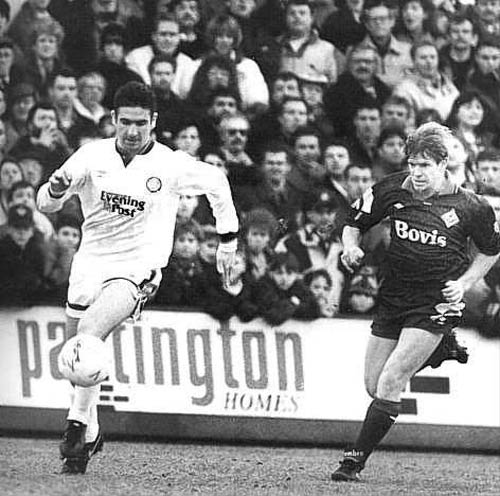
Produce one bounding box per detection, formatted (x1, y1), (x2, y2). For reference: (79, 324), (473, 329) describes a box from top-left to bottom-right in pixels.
(1, 0), (500, 338)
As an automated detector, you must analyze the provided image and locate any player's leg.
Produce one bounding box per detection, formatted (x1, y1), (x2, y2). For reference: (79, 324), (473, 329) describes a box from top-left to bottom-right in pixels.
(332, 327), (442, 482)
(364, 335), (398, 398)
(60, 280), (138, 474)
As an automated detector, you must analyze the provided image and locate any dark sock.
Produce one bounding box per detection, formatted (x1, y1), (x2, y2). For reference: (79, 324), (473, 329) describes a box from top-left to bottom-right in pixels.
(353, 398), (401, 460)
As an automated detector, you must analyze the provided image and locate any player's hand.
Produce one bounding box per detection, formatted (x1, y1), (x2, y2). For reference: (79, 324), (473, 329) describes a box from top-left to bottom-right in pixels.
(216, 243), (237, 288)
(49, 169), (72, 196)
(442, 280), (465, 304)
(340, 246), (365, 273)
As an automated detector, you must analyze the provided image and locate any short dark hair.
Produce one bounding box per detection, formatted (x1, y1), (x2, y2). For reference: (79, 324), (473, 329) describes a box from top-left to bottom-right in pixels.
(292, 125), (322, 145)
(47, 67), (77, 88)
(286, 0), (313, 12)
(243, 208), (279, 239)
(207, 87), (241, 108)
(303, 268), (332, 288)
(377, 125), (407, 148)
(278, 96), (307, 115)
(477, 148), (500, 164)
(476, 35), (500, 51)
(261, 141), (292, 163)
(55, 213), (82, 233)
(344, 162), (372, 179)
(405, 122), (451, 163)
(0, 0), (10, 20)
(8, 180), (34, 203)
(269, 251), (300, 273)
(113, 81), (156, 114)
(27, 100), (57, 124)
(410, 37), (439, 60)
(148, 53), (177, 74)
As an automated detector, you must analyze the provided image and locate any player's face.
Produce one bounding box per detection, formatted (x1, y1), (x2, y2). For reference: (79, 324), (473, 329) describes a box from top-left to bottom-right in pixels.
(112, 107), (157, 155)
(309, 275), (331, 301)
(174, 232), (199, 259)
(408, 153), (447, 193)
(270, 267), (298, 291)
(56, 226), (81, 249)
(246, 227), (270, 253)
(324, 145), (350, 178)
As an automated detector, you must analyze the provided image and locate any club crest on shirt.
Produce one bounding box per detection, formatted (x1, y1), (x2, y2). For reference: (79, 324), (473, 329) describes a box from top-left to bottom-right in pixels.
(441, 208), (459, 228)
(146, 176), (162, 193)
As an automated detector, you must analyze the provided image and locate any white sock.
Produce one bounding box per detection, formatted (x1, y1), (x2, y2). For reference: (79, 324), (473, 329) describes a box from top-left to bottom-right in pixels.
(85, 404), (100, 443)
(68, 385), (99, 426)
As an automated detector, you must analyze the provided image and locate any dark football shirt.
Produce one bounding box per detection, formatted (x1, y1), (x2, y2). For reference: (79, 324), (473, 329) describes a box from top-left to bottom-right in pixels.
(346, 172), (500, 287)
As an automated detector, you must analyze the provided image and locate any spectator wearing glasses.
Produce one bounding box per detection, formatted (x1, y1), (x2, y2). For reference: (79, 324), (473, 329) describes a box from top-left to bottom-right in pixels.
(358, 0), (413, 88)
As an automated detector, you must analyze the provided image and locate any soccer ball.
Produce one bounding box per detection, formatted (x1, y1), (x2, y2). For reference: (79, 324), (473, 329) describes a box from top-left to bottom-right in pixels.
(58, 334), (111, 387)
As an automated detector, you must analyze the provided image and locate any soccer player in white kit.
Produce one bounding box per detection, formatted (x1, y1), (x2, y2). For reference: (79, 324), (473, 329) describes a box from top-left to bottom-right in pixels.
(36, 82), (239, 474)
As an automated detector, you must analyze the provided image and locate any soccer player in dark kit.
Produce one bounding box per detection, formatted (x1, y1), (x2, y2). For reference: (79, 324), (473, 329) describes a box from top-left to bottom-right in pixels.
(331, 122), (500, 482)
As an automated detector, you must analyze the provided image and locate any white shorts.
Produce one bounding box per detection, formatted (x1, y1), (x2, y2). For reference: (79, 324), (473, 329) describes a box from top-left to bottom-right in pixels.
(66, 255), (161, 319)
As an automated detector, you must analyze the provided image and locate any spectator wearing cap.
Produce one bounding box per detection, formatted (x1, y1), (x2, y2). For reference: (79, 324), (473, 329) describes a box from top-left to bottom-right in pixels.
(7, 0), (64, 58)
(4, 82), (37, 151)
(324, 42), (391, 138)
(9, 101), (72, 183)
(125, 14), (196, 99)
(277, 0), (345, 85)
(149, 54), (192, 146)
(321, 0), (367, 53)
(0, 37), (27, 94)
(20, 18), (66, 99)
(254, 251), (322, 325)
(95, 22), (143, 109)
(275, 188), (345, 309)
(0, 204), (47, 306)
(357, 0), (413, 89)
(393, 38), (459, 122)
(298, 70), (335, 141)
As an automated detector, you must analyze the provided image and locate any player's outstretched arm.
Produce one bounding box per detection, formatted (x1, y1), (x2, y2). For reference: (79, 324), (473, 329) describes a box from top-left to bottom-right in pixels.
(341, 225), (365, 273)
(443, 252), (500, 304)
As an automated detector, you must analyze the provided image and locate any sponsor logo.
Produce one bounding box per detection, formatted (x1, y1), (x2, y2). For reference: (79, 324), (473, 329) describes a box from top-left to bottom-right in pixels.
(394, 220), (447, 247)
(101, 190), (146, 217)
(441, 208), (460, 228)
(146, 176), (162, 193)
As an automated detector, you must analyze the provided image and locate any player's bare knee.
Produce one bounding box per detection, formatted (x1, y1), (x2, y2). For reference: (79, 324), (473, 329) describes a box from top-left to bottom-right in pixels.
(376, 370), (407, 400)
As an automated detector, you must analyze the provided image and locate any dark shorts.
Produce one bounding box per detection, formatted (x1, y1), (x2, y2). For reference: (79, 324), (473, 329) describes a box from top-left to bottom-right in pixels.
(371, 284), (464, 340)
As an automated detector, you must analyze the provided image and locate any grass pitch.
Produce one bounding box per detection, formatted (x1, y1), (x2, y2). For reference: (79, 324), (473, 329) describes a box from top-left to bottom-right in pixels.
(1, 437), (499, 496)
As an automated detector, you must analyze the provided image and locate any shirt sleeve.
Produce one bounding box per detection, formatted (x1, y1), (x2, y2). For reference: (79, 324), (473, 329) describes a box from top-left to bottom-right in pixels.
(345, 182), (392, 233)
(468, 197), (500, 255)
(172, 150), (239, 235)
(36, 143), (90, 213)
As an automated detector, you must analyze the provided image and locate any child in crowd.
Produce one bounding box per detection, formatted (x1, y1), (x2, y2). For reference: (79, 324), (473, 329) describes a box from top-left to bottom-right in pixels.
(0, 205), (46, 306)
(242, 208), (278, 282)
(154, 219), (207, 307)
(255, 252), (321, 326)
(19, 157), (44, 189)
(199, 224), (218, 269)
(303, 268), (338, 317)
(44, 214), (81, 303)
(6, 180), (54, 242)
(202, 248), (259, 322)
